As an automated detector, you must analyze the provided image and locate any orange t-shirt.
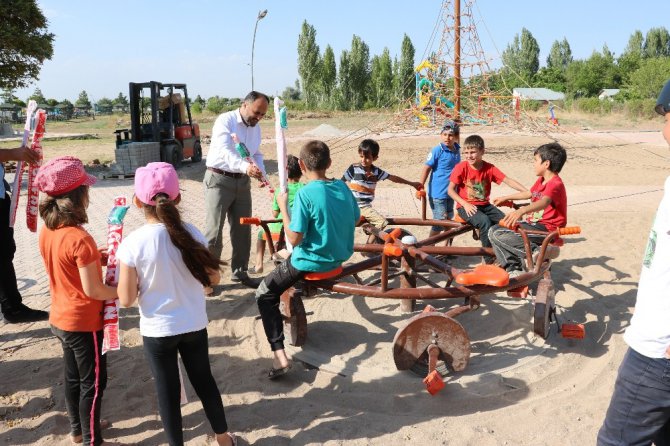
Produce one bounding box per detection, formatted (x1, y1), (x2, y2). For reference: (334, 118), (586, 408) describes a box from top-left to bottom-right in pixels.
(39, 226), (104, 332)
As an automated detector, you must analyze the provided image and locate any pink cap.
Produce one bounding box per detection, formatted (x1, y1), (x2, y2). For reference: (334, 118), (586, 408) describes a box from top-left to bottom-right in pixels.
(34, 156), (97, 196)
(134, 162), (180, 205)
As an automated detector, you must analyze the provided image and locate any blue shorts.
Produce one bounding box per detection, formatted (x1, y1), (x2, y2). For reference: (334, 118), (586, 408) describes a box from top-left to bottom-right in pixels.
(428, 197), (454, 232)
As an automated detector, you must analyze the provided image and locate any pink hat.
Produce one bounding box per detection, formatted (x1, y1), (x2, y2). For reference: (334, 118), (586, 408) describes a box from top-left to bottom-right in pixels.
(34, 156), (97, 196)
(134, 162), (180, 205)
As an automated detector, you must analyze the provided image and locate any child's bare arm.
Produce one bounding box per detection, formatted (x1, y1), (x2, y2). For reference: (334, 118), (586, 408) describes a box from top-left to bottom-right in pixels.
(448, 182), (477, 216)
(419, 165), (431, 189)
(117, 262), (139, 307)
(277, 192), (304, 246)
(501, 176), (528, 193)
(388, 174), (422, 190)
(500, 196), (551, 228)
(492, 190), (532, 206)
(79, 261), (118, 301)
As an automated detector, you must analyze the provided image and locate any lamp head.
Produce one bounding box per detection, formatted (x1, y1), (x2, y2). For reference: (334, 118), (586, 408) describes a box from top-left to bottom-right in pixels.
(258, 9), (268, 20)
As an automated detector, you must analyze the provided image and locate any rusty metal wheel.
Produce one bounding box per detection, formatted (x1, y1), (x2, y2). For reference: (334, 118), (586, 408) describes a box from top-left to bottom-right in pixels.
(279, 288), (307, 347)
(393, 312), (470, 378)
(533, 278), (556, 338)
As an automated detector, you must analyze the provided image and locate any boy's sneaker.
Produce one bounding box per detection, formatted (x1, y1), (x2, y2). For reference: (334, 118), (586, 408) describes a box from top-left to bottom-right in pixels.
(507, 269), (524, 279)
(3, 304), (49, 324)
(231, 272), (263, 288)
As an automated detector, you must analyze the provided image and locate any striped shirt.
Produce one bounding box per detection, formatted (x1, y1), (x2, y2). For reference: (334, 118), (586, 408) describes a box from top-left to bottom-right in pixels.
(342, 163), (389, 207)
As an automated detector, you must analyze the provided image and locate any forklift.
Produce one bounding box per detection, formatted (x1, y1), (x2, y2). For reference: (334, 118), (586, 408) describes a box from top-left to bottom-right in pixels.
(115, 81), (202, 167)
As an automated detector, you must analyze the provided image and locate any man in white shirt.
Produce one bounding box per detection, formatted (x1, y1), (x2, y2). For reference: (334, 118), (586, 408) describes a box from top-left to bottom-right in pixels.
(204, 91), (269, 288)
(597, 80), (670, 445)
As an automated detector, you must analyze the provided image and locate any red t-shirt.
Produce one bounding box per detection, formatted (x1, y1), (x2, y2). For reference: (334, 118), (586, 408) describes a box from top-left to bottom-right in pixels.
(450, 160), (506, 207)
(525, 175), (567, 231)
(39, 226), (104, 332)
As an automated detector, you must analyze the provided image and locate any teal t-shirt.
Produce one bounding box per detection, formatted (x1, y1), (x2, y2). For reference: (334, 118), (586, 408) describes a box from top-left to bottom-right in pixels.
(269, 181), (304, 233)
(289, 179), (360, 272)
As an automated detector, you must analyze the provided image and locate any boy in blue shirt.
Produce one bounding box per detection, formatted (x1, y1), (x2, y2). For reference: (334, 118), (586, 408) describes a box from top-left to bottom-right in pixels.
(418, 121), (461, 238)
(255, 140), (360, 379)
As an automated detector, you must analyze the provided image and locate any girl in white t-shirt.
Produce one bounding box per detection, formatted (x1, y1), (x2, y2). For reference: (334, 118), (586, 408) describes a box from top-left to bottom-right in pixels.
(117, 162), (236, 446)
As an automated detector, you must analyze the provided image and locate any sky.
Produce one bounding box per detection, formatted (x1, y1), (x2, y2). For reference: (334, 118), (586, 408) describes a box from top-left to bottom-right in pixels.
(14, 0), (670, 103)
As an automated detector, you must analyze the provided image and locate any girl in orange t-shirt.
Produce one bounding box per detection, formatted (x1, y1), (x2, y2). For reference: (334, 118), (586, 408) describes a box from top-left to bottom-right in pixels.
(35, 156), (117, 446)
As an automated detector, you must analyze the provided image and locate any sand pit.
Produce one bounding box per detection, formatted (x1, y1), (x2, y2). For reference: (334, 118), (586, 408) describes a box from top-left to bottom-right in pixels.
(1, 126), (668, 445)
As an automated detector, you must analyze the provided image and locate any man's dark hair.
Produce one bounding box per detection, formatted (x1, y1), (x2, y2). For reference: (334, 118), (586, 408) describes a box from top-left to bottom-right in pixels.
(287, 154), (302, 180)
(300, 140), (331, 171)
(534, 142), (567, 173)
(463, 134), (485, 150)
(358, 139), (380, 158)
(243, 91), (270, 104)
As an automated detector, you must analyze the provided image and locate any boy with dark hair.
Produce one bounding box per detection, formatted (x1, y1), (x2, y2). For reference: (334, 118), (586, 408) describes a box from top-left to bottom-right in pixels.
(488, 142), (568, 277)
(448, 134), (527, 251)
(419, 121), (461, 238)
(597, 80), (670, 446)
(342, 139), (420, 242)
(251, 155), (303, 274)
(256, 140), (360, 379)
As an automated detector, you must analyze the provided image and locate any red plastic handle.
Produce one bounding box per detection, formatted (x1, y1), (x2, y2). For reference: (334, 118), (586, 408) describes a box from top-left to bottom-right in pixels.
(240, 217), (261, 225)
(415, 189), (426, 199)
(558, 226), (581, 235)
(497, 200), (515, 208)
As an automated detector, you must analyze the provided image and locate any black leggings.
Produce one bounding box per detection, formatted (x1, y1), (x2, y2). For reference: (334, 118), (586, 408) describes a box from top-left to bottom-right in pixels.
(142, 329), (228, 446)
(0, 191), (22, 312)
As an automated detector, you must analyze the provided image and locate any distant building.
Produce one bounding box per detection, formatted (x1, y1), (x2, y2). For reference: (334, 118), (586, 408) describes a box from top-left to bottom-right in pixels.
(598, 89), (620, 101)
(512, 88), (565, 101)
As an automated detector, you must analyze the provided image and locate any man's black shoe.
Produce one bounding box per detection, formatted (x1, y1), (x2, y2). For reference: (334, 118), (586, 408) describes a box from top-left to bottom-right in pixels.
(231, 272), (263, 289)
(3, 304), (49, 324)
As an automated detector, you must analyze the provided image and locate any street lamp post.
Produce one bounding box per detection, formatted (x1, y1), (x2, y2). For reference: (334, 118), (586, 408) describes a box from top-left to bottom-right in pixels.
(251, 9), (268, 91)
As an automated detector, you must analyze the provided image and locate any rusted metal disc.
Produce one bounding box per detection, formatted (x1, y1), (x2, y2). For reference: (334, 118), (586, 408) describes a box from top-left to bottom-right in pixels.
(393, 312), (470, 377)
(533, 278), (556, 339)
(279, 289), (307, 347)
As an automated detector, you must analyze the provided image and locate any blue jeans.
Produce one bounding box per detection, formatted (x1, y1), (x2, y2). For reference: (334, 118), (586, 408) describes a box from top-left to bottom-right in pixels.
(457, 204), (505, 248)
(597, 347), (670, 446)
(428, 197), (454, 232)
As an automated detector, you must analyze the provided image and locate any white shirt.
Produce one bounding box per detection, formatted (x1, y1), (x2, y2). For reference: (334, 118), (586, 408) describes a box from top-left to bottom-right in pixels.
(624, 176), (670, 358)
(117, 222), (209, 337)
(206, 108), (266, 175)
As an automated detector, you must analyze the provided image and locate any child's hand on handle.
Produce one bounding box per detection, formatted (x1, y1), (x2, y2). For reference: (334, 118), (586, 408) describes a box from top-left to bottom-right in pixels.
(277, 192), (289, 215)
(501, 209), (524, 229)
(492, 196), (510, 206)
(98, 246), (109, 265)
(410, 181), (423, 191)
(462, 202), (478, 217)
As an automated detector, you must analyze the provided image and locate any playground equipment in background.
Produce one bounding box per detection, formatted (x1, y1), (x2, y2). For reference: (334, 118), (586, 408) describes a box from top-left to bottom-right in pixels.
(413, 59), (456, 126)
(241, 195), (583, 395)
(548, 104), (559, 126)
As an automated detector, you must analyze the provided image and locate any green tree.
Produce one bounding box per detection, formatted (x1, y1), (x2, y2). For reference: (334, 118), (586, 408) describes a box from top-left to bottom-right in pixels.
(46, 98), (58, 106)
(546, 38), (572, 71)
(75, 90), (91, 108)
(96, 97), (113, 114)
(28, 87), (46, 104)
(336, 50), (352, 110)
(618, 31), (644, 84)
(370, 48), (393, 107)
(1, 88), (15, 103)
(57, 99), (73, 119)
(282, 81), (301, 101)
(297, 20), (321, 106)
(502, 28), (540, 83)
(625, 57), (670, 99)
(565, 50), (619, 97)
(643, 27), (670, 58)
(112, 92), (128, 108)
(0, 0), (54, 90)
(397, 34), (415, 101)
(320, 45), (337, 103)
(533, 67), (566, 91)
(348, 35), (370, 109)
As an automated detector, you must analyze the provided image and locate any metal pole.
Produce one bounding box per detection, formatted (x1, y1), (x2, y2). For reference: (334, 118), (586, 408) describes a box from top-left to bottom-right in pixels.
(454, 0), (461, 121)
(251, 10), (268, 91)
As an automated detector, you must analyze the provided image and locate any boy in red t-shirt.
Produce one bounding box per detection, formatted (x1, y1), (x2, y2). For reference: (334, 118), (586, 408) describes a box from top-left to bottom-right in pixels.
(489, 142), (567, 277)
(448, 135), (528, 253)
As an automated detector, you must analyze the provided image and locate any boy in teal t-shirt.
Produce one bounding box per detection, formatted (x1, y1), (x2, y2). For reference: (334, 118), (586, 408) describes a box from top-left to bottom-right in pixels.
(252, 155), (303, 274)
(255, 140), (360, 379)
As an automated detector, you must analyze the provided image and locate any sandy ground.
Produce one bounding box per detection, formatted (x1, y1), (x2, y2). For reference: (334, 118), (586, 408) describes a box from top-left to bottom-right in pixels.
(1, 122), (668, 445)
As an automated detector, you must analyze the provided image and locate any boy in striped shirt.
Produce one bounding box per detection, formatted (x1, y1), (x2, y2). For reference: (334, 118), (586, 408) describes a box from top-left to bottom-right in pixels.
(342, 139), (421, 243)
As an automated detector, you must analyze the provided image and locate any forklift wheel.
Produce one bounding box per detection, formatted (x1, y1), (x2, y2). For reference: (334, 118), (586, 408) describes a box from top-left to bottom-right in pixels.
(191, 141), (203, 163)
